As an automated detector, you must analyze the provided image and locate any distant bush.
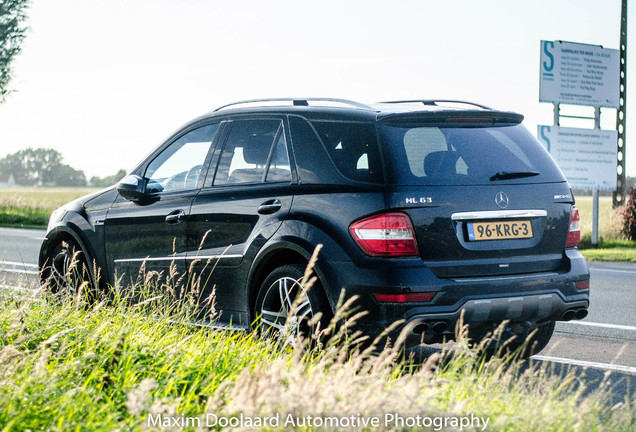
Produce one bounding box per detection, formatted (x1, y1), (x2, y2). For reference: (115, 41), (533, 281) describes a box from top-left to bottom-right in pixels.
(617, 187), (636, 240)
(0, 147), (86, 186)
(90, 169), (127, 187)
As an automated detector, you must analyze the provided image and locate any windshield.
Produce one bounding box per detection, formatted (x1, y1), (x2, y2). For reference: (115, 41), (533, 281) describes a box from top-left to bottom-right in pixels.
(379, 124), (565, 186)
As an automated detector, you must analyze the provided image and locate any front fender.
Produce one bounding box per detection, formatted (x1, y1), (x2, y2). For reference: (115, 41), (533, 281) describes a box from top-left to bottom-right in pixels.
(39, 215), (102, 288)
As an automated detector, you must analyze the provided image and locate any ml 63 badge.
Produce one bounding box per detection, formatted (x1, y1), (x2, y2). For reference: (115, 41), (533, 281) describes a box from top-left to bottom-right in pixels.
(406, 197), (433, 204)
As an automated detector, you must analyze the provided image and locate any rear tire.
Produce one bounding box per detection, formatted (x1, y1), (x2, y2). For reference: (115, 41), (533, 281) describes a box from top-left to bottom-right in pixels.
(41, 239), (96, 302)
(255, 264), (332, 346)
(519, 321), (555, 357)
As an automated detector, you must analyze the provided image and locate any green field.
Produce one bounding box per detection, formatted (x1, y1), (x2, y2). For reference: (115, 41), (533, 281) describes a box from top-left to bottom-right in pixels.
(575, 196), (620, 242)
(0, 187), (99, 228)
(0, 287), (633, 432)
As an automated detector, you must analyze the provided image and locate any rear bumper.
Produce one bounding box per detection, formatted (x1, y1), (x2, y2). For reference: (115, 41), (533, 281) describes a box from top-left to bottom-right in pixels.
(323, 248), (590, 345)
(400, 293), (588, 345)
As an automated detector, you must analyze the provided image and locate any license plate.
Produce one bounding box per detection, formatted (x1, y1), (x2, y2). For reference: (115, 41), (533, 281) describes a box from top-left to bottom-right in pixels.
(467, 220), (533, 241)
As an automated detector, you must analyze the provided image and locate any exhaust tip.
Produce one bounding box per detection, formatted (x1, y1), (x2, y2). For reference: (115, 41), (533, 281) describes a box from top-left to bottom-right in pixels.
(562, 310), (576, 321)
(432, 321), (448, 334)
(575, 309), (588, 320)
(412, 322), (428, 335)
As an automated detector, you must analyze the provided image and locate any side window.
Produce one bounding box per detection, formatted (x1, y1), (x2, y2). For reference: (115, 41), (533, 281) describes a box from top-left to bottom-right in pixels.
(310, 121), (382, 183)
(214, 119), (289, 185)
(145, 124), (218, 193)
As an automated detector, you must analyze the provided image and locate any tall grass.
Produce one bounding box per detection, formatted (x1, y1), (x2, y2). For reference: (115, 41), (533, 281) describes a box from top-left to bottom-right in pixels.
(0, 264), (633, 431)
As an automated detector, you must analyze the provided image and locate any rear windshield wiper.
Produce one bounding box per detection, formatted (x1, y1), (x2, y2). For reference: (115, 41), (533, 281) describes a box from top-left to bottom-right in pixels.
(490, 171), (540, 181)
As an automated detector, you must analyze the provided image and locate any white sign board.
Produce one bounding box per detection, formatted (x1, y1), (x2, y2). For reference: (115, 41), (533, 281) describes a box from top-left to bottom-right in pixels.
(539, 40), (620, 108)
(537, 126), (617, 190)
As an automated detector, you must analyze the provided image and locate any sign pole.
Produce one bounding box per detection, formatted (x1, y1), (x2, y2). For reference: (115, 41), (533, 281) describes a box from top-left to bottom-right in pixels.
(592, 189), (599, 246)
(614, 0), (628, 207)
(592, 107), (601, 247)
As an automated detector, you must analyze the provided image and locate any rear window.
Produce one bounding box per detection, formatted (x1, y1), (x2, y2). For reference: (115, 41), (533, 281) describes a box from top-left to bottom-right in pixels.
(311, 121), (383, 184)
(379, 124), (565, 185)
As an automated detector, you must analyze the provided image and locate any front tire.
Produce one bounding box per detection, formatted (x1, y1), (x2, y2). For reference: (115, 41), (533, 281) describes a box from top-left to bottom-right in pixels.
(41, 239), (95, 302)
(255, 264), (331, 345)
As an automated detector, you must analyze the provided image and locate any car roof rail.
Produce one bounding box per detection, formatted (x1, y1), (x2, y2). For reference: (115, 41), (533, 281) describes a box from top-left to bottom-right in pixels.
(379, 99), (493, 110)
(213, 97), (377, 112)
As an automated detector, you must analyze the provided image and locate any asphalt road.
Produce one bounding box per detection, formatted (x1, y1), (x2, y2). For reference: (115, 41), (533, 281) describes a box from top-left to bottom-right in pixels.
(1, 226), (635, 403)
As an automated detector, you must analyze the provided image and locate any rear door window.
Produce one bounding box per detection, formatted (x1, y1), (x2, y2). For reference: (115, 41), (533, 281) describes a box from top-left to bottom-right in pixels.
(213, 119), (291, 185)
(379, 124), (565, 185)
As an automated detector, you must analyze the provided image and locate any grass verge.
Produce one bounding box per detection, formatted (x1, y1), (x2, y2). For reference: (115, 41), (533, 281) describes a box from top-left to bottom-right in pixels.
(0, 285), (633, 431)
(0, 205), (50, 228)
(579, 238), (636, 262)
(580, 247), (636, 262)
(575, 196), (636, 261)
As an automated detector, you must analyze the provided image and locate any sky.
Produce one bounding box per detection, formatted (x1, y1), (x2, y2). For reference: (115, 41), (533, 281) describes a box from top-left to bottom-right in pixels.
(0, 0), (633, 179)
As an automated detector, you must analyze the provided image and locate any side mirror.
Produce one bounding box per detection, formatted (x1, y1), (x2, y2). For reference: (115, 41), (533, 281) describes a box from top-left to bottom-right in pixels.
(116, 174), (147, 201)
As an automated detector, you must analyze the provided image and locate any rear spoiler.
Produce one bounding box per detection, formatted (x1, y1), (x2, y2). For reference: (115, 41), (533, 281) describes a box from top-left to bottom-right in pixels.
(377, 110), (524, 125)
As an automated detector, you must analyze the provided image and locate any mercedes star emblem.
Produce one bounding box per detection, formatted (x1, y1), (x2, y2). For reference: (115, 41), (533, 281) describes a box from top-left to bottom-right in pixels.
(495, 192), (509, 209)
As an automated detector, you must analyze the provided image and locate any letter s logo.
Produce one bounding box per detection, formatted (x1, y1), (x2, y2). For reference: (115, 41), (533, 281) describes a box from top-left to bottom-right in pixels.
(543, 41), (554, 72)
(540, 126), (551, 152)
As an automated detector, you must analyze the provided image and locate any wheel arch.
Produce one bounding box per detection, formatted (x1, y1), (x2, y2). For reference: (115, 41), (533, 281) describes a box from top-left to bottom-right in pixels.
(39, 223), (101, 288)
(246, 240), (334, 324)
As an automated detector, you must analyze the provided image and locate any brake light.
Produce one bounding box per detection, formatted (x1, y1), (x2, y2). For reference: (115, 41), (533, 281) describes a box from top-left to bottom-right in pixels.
(373, 292), (435, 303)
(349, 212), (419, 257)
(575, 280), (590, 290)
(444, 117), (493, 123)
(565, 206), (580, 248)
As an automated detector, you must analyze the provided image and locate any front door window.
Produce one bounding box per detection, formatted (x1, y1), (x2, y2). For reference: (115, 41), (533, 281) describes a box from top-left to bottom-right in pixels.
(146, 124), (219, 193)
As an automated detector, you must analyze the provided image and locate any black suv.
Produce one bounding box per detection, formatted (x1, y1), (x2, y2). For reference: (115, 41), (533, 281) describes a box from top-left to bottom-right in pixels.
(40, 98), (590, 354)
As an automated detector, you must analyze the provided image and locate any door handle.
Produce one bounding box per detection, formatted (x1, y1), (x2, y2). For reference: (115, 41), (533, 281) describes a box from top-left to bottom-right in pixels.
(257, 199), (282, 215)
(165, 209), (186, 224)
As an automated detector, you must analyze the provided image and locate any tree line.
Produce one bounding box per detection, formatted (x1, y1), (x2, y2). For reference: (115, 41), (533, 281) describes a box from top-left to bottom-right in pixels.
(1, 0), (30, 102)
(0, 147), (125, 187)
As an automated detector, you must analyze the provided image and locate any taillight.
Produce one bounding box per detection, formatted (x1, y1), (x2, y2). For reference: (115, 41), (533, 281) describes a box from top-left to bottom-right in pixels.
(349, 212), (419, 257)
(565, 206), (580, 248)
(575, 280), (590, 290)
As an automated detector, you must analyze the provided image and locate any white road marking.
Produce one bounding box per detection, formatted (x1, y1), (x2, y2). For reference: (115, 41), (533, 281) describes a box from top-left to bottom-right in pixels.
(1, 268), (39, 275)
(532, 355), (636, 375)
(1, 261), (38, 268)
(563, 321), (636, 332)
(0, 284), (39, 293)
(590, 267), (636, 275)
